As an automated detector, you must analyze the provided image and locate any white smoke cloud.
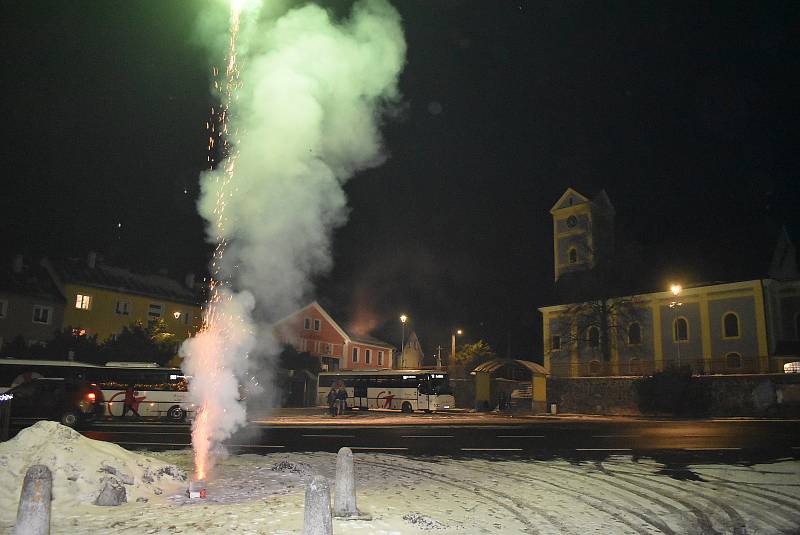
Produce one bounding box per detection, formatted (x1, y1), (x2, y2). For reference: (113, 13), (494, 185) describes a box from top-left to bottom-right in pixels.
(182, 0), (406, 476)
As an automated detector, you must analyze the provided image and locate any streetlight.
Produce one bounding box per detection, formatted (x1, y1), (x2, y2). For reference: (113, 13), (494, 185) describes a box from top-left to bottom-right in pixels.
(669, 284), (683, 368)
(450, 329), (463, 368)
(399, 314), (408, 369)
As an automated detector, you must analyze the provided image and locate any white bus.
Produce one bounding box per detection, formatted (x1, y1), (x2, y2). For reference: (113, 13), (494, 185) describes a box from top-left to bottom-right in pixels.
(0, 358), (192, 422)
(318, 369), (455, 413)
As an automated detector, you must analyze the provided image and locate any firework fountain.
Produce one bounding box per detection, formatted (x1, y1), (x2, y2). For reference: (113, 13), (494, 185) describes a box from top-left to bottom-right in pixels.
(180, 0), (406, 490)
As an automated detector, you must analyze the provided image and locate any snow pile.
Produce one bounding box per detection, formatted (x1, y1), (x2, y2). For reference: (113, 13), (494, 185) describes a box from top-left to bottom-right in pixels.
(0, 421), (187, 512)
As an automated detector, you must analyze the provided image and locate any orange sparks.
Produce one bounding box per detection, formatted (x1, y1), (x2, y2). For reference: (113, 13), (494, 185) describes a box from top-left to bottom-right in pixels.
(191, 1), (244, 482)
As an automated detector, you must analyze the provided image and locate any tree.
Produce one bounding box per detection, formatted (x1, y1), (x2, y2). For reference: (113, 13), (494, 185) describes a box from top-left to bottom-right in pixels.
(98, 321), (177, 366)
(46, 328), (101, 361)
(548, 235), (649, 374)
(278, 344), (321, 374)
(452, 340), (497, 369)
(550, 296), (646, 364)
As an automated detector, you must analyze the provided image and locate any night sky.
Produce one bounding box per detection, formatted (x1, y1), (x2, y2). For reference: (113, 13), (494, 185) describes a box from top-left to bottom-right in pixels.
(3, 1), (798, 361)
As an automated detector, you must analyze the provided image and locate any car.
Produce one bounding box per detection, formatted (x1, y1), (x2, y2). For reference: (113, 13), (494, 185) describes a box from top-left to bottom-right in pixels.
(5, 377), (105, 428)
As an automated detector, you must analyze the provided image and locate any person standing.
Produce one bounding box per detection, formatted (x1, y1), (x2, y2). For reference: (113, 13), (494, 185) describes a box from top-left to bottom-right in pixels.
(336, 383), (348, 415)
(122, 385), (140, 418)
(327, 387), (338, 417)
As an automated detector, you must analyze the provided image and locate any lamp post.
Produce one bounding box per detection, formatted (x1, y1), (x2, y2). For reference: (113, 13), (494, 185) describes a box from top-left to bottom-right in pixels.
(450, 329), (462, 368)
(669, 284), (683, 368)
(399, 314), (408, 369)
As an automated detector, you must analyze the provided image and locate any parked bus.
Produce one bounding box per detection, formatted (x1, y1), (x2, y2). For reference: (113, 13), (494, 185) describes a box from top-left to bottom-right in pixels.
(0, 358), (192, 421)
(318, 369), (455, 413)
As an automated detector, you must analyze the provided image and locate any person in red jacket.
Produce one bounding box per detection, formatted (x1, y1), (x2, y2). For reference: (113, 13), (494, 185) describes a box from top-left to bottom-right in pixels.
(122, 385), (141, 418)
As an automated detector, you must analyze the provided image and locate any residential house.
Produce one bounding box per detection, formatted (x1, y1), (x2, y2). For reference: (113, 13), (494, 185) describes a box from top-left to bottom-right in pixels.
(273, 301), (394, 371)
(42, 253), (202, 343)
(0, 255), (66, 351)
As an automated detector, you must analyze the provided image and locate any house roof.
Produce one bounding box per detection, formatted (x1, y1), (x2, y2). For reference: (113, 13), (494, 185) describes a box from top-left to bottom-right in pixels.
(347, 332), (395, 350)
(0, 259), (64, 302)
(473, 358), (548, 376)
(274, 301), (395, 350)
(47, 257), (199, 306)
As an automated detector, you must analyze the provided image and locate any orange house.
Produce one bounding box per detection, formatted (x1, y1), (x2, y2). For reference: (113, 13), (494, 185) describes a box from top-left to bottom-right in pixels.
(273, 302), (394, 371)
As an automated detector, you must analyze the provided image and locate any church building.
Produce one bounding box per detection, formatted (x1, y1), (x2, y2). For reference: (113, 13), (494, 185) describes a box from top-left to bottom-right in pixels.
(539, 188), (800, 377)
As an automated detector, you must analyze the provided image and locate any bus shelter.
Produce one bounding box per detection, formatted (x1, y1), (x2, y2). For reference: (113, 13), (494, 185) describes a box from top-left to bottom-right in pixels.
(471, 359), (548, 414)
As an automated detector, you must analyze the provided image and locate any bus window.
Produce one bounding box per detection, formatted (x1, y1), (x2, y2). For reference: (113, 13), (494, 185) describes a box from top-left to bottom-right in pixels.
(354, 380), (367, 398)
(428, 377), (453, 396)
(319, 375), (336, 388)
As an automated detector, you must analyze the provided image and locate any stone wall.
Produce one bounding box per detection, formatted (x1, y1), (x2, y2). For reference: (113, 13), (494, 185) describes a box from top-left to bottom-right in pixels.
(548, 373), (800, 416)
(547, 376), (640, 415)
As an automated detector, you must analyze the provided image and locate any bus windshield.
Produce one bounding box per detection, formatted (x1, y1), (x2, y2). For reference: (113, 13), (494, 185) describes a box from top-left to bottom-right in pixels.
(426, 377), (453, 396)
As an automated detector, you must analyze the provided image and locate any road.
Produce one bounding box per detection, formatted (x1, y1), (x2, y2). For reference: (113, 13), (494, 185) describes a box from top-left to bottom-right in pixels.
(11, 409), (797, 459)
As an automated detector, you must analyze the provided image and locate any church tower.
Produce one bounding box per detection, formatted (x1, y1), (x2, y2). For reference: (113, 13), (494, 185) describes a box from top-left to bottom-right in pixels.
(550, 188), (615, 281)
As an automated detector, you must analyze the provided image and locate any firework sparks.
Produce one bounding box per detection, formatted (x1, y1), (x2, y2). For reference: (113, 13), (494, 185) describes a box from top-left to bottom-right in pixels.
(189, 1), (245, 483)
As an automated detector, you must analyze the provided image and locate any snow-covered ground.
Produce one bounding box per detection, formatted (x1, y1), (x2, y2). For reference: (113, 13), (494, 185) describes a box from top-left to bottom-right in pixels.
(1, 422), (799, 534)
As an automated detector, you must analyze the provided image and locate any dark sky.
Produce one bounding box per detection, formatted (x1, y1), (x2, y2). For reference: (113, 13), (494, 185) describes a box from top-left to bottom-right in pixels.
(3, 1), (798, 361)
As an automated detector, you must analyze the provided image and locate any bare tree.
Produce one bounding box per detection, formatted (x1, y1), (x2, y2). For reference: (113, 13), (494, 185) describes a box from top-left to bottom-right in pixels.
(550, 295), (647, 364)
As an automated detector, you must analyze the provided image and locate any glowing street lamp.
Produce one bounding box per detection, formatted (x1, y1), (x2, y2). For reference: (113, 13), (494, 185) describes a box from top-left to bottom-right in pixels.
(450, 329), (463, 368)
(669, 284), (684, 367)
(399, 314), (408, 369)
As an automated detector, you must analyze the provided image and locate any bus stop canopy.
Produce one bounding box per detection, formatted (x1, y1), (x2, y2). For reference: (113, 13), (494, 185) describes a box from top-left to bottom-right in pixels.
(472, 359), (547, 376)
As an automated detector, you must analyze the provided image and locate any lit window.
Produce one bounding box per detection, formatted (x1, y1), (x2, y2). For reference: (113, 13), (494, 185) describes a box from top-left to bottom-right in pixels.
(674, 317), (688, 341)
(304, 317), (311, 330)
(313, 319), (321, 332)
(352, 347), (359, 363)
(587, 326), (600, 348)
(628, 323), (642, 345)
(568, 248), (577, 264)
(725, 353), (742, 369)
(75, 294), (92, 310)
(115, 301), (130, 316)
(32, 305), (52, 325)
(378, 351), (384, 366)
(365, 349), (372, 364)
(723, 313), (739, 338)
(0, 299), (7, 318)
(71, 327), (87, 337)
(551, 335), (561, 350)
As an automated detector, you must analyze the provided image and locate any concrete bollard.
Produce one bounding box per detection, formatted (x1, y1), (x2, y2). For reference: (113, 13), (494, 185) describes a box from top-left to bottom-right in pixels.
(303, 475), (332, 535)
(13, 465), (52, 535)
(333, 447), (358, 518)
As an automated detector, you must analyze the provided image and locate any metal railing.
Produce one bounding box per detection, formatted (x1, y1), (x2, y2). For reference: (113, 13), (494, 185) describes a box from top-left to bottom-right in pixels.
(547, 355), (799, 377)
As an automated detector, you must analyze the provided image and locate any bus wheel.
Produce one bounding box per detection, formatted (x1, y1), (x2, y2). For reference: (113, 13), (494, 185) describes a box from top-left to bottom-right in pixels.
(60, 411), (79, 428)
(167, 405), (187, 422)
(401, 402), (413, 414)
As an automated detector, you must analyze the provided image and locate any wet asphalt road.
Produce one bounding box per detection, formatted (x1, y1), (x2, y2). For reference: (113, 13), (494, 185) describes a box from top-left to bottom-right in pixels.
(9, 410), (798, 462)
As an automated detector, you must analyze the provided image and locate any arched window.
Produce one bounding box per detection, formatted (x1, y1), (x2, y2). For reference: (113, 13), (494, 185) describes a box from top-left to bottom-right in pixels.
(723, 312), (740, 339)
(588, 360), (602, 376)
(725, 353), (742, 369)
(587, 326), (600, 348)
(568, 248), (577, 264)
(629, 358), (643, 375)
(674, 317), (688, 341)
(628, 322), (642, 345)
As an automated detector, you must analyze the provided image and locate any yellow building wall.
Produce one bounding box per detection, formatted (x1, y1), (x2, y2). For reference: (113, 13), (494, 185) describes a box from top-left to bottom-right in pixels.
(61, 284), (202, 343)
